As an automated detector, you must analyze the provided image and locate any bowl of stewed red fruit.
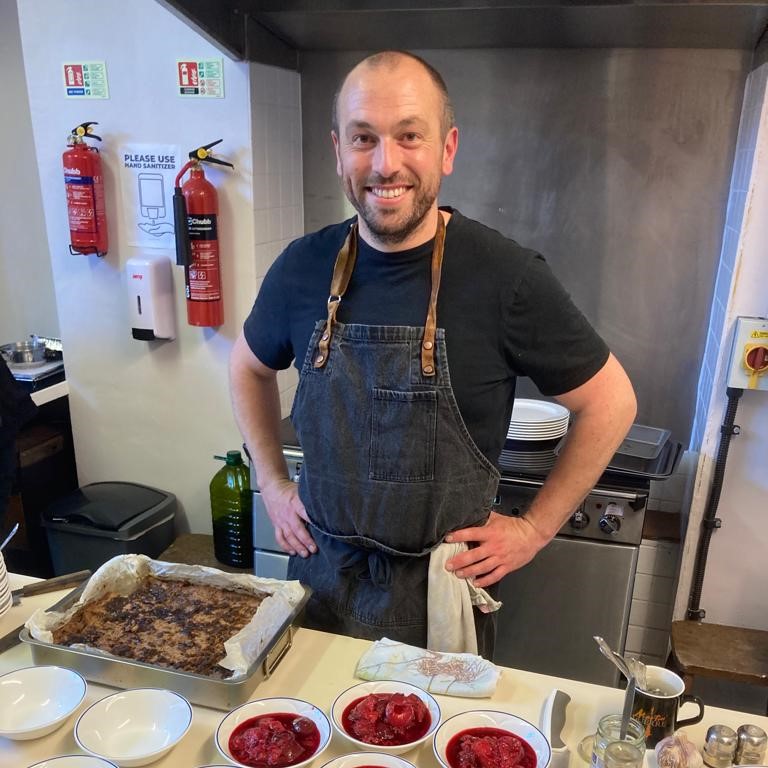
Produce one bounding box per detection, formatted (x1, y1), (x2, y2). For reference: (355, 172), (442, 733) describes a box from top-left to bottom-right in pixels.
(330, 680), (441, 756)
(214, 696), (332, 768)
(433, 710), (551, 768)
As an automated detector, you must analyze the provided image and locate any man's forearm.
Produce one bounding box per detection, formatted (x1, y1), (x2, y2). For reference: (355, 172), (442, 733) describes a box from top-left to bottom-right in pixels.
(524, 355), (637, 543)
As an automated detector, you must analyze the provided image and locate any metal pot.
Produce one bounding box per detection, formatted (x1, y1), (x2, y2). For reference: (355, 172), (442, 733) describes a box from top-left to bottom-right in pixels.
(1, 340), (47, 364)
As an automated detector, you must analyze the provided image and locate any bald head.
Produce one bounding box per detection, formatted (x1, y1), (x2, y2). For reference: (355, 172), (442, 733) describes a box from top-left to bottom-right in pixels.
(332, 51), (455, 139)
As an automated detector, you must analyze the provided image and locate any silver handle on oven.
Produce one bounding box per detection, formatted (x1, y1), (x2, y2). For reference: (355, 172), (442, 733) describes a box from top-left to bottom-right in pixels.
(283, 447), (303, 462)
(498, 478), (644, 503)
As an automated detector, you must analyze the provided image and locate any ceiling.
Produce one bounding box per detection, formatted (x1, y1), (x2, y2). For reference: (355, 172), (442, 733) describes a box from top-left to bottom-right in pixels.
(156, 1), (768, 69)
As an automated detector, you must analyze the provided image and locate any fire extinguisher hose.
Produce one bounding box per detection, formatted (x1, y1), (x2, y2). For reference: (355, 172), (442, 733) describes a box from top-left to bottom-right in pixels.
(173, 160), (196, 267)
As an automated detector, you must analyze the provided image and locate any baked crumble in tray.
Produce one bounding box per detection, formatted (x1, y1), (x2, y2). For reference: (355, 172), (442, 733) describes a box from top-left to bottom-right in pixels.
(52, 575), (266, 678)
(25, 554), (308, 682)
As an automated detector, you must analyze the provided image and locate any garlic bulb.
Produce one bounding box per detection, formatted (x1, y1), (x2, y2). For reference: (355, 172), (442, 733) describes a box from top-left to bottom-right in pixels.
(656, 732), (705, 768)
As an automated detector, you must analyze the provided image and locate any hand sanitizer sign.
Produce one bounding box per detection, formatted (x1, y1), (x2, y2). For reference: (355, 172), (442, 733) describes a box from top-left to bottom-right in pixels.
(119, 143), (181, 249)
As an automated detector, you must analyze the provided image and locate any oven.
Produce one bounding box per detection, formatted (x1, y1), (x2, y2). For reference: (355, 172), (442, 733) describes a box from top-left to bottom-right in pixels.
(251, 446), (302, 580)
(492, 475), (648, 686)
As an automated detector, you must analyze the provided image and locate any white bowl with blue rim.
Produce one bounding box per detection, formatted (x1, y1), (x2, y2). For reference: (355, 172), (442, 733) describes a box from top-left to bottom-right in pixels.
(433, 709), (552, 768)
(320, 753), (418, 768)
(331, 680), (441, 756)
(215, 696), (332, 768)
(0, 665), (87, 740)
(74, 687), (192, 768)
(27, 757), (119, 768)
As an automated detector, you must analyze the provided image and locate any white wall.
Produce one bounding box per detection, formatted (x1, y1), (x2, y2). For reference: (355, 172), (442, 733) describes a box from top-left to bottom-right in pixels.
(16, 0), (302, 533)
(0, 0), (59, 341)
(675, 69), (768, 628)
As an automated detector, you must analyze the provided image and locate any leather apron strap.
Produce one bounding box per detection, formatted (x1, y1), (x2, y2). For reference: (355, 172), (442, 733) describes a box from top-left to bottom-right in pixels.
(313, 214), (447, 377)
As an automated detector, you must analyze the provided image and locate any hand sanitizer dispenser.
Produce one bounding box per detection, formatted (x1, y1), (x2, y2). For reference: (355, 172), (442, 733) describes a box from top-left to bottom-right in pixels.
(126, 255), (176, 340)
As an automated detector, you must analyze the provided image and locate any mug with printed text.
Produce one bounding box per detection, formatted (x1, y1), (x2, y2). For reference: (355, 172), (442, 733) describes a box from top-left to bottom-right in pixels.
(631, 665), (704, 748)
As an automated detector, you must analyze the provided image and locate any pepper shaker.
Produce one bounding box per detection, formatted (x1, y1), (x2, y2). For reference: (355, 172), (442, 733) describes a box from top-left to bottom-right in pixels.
(735, 725), (767, 765)
(704, 725), (738, 768)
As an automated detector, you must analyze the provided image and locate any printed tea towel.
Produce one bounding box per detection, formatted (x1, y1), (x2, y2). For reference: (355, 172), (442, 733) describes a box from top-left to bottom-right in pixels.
(355, 637), (501, 698)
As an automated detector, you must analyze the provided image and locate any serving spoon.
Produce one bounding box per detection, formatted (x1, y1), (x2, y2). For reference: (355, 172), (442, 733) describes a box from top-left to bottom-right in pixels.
(593, 635), (632, 680)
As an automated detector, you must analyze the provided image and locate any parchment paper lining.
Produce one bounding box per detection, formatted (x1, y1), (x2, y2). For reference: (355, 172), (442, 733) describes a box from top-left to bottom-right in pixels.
(25, 554), (306, 679)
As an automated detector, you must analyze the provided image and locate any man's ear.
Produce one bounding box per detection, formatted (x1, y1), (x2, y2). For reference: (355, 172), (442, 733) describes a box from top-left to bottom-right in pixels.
(442, 126), (459, 176)
(331, 131), (342, 177)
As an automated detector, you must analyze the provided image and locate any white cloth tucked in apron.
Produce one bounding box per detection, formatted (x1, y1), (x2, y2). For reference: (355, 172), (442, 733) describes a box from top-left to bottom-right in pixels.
(427, 541), (502, 654)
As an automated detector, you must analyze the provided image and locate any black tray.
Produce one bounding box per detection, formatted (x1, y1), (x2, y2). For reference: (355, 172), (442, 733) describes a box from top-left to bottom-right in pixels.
(605, 438), (683, 480)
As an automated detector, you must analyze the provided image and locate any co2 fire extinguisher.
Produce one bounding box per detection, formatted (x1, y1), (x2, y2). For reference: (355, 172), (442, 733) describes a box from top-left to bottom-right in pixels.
(63, 121), (108, 257)
(173, 140), (234, 327)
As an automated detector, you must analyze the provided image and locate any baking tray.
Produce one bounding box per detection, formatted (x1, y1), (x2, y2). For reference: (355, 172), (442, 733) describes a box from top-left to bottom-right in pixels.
(605, 438), (683, 480)
(20, 583), (311, 710)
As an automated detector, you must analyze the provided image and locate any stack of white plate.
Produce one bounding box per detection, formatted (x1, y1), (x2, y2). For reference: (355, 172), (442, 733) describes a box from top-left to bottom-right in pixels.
(506, 399), (570, 444)
(500, 399), (569, 472)
(0, 552), (11, 617)
(498, 447), (558, 472)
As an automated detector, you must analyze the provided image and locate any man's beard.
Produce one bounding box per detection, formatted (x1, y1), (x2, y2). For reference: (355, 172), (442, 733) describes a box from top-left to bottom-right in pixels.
(342, 173), (439, 247)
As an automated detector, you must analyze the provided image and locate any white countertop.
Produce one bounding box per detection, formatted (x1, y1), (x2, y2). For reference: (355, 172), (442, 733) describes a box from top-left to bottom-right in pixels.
(1, 572), (765, 768)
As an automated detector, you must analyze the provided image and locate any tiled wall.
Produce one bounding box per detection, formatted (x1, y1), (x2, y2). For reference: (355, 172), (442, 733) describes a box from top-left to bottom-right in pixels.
(626, 449), (695, 662)
(626, 538), (680, 665)
(690, 70), (768, 450)
(250, 63), (304, 415)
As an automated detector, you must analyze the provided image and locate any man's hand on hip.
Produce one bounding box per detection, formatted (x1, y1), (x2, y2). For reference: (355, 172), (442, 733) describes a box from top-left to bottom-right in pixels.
(443, 512), (550, 588)
(261, 479), (316, 558)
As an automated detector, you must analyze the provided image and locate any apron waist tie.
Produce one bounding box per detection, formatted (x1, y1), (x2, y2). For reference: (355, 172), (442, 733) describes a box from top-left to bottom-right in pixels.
(338, 546), (393, 588)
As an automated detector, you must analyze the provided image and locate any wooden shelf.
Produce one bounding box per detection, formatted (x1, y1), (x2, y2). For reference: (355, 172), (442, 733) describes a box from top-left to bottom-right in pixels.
(671, 620), (768, 687)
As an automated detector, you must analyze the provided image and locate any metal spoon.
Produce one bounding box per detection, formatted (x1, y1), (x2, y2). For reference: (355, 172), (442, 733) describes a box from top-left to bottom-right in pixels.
(626, 656), (648, 692)
(0, 523), (19, 552)
(620, 674), (636, 739)
(593, 635), (632, 681)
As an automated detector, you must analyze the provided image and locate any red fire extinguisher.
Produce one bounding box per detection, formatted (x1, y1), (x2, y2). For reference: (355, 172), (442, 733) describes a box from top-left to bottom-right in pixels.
(173, 140), (234, 327)
(63, 122), (108, 257)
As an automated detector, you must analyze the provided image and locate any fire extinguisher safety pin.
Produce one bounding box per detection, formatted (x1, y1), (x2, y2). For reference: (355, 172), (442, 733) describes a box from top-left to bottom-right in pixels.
(189, 138), (224, 157)
(188, 140), (235, 170)
(71, 121), (101, 141)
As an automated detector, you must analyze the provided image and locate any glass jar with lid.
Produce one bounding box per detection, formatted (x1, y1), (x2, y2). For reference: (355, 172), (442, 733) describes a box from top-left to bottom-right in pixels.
(591, 714), (646, 768)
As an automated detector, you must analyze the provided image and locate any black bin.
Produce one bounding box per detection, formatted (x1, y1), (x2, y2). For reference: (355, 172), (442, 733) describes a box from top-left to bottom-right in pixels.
(42, 482), (176, 575)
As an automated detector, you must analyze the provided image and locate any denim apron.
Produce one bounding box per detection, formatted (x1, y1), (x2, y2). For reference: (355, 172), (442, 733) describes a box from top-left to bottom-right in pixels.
(289, 213), (501, 654)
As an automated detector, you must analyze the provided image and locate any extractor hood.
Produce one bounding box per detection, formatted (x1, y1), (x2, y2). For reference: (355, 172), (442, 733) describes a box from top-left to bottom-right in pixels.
(156, 1), (768, 70)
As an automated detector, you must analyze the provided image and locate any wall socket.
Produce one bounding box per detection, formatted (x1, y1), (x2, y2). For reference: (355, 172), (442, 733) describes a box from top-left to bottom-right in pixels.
(726, 316), (768, 391)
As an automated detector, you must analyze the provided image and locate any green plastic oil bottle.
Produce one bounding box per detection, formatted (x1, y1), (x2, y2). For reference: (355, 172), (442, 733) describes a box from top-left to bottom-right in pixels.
(210, 450), (254, 568)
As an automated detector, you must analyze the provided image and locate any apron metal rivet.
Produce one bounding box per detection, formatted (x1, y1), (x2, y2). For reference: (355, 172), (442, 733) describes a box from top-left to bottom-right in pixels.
(423, 365), (434, 374)
(423, 341), (433, 350)
(316, 355), (324, 363)
(322, 333), (329, 341)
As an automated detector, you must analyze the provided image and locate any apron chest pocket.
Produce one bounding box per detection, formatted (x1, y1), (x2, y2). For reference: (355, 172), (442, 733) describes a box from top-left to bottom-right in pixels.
(370, 388), (437, 482)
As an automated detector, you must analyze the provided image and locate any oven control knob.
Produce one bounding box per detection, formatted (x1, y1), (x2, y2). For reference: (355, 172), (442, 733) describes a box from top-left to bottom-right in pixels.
(599, 514), (621, 534)
(570, 509), (590, 530)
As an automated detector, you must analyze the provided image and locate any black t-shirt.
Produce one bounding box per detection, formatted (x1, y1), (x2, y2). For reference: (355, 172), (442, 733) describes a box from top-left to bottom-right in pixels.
(244, 208), (609, 464)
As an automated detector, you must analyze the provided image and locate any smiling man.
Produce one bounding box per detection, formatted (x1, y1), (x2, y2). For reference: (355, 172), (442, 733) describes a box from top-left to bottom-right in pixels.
(230, 51), (636, 657)
(330, 54), (456, 249)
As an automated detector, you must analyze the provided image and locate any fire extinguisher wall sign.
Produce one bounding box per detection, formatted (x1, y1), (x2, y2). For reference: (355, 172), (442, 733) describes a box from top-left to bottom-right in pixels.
(63, 122), (108, 256)
(173, 140), (233, 328)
